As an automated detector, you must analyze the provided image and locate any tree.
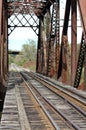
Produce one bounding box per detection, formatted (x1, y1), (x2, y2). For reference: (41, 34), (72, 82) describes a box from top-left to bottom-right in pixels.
(9, 54), (15, 64)
(21, 39), (37, 61)
(9, 39), (37, 71)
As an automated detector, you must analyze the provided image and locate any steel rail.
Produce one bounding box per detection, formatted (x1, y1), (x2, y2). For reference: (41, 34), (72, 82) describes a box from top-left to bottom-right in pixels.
(14, 66), (60, 130)
(20, 72), (75, 130)
(21, 71), (85, 130)
(31, 72), (86, 105)
(20, 73), (60, 130)
(29, 72), (86, 116)
(13, 65), (86, 130)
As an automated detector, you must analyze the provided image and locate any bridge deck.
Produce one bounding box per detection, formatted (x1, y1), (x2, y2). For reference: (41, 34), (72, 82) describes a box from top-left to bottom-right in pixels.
(0, 71), (86, 130)
(0, 74), (31, 130)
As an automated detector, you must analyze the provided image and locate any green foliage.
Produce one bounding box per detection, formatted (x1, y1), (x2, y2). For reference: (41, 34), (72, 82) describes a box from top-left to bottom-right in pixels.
(21, 39), (37, 61)
(9, 39), (37, 71)
(14, 55), (27, 66)
(9, 54), (15, 64)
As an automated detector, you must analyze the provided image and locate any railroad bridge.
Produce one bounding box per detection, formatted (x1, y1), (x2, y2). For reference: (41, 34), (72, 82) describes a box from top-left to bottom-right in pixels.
(0, 0), (86, 129)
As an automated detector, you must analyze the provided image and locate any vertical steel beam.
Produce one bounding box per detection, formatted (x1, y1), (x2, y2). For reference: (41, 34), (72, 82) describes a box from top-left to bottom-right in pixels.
(71, 0), (77, 86)
(39, 18), (44, 74)
(0, 0), (6, 104)
(84, 38), (86, 90)
(36, 19), (41, 73)
(58, 0), (71, 83)
(47, 2), (59, 77)
(74, 34), (85, 89)
(55, 0), (60, 79)
(0, 0), (2, 33)
(5, 13), (8, 76)
(36, 17), (44, 73)
(0, 1), (8, 87)
(1, 5), (4, 86)
(42, 22), (47, 75)
(78, 0), (86, 90)
(3, 5), (8, 81)
(78, 0), (86, 32)
(3, 7), (5, 82)
(46, 9), (51, 76)
(0, 0), (3, 84)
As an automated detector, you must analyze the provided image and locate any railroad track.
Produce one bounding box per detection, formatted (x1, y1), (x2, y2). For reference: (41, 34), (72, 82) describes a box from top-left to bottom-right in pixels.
(21, 72), (86, 130)
(28, 72), (86, 113)
(12, 65), (86, 130)
(10, 72), (55, 130)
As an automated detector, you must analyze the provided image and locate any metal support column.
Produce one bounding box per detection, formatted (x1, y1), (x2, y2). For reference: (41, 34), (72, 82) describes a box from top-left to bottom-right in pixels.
(55, 0), (60, 79)
(0, 0), (3, 84)
(36, 19), (41, 73)
(71, 0), (77, 86)
(0, 0), (6, 111)
(40, 17), (45, 74)
(84, 38), (86, 90)
(36, 17), (44, 73)
(47, 2), (59, 77)
(46, 9), (51, 76)
(74, 0), (86, 90)
(58, 0), (71, 83)
(3, 4), (8, 81)
(41, 17), (47, 75)
(78, 0), (86, 90)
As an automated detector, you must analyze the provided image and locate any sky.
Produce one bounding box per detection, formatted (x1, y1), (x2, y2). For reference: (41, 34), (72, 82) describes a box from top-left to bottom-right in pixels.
(8, 28), (38, 51)
(8, 0), (82, 51)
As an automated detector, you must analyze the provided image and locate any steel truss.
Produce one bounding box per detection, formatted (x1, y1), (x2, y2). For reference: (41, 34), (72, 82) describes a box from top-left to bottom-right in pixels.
(7, 0), (40, 36)
(0, 0), (86, 91)
(8, 13), (39, 36)
(36, 0), (86, 90)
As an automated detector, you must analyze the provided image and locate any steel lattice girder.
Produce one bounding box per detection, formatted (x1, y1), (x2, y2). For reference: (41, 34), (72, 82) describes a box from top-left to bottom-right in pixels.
(8, 13), (39, 36)
(7, 0), (55, 36)
(7, 0), (55, 17)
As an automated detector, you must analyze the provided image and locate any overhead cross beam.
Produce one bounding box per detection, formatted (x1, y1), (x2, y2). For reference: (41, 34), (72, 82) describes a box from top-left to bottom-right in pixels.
(8, 13), (39, 36)
(7, 0), (55, 36)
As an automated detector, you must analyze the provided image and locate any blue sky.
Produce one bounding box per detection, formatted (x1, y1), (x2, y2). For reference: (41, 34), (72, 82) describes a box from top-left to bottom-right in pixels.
(8, 27), (38, 51)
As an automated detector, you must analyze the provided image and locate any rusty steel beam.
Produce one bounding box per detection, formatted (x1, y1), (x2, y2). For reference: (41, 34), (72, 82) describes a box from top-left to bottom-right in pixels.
(58, 0), (71, 83)
(78, 0), (86, 32)
(71, 0), (77, 86)
(39, 17), (45, 74)
(74, 34), (85, 89)
(42, 25), (47, 75)
(78, 0), (86, 90)
(0, 0), (2, 34)
(73, 0), (86, 90)
(36, 18), (43, 73)
(62, 0), (71, 35)
(45, 9), (51, 76)
(47, 1), (59, 77)
(55, 0), (60, 79)
(7, 0), (54, 17)
(84, 46), (86, 90)
(4, 7), (9, 78)
(1, 5), (6, 86)
(0, 1), (8, 88)
(0, 0), (3, 84)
